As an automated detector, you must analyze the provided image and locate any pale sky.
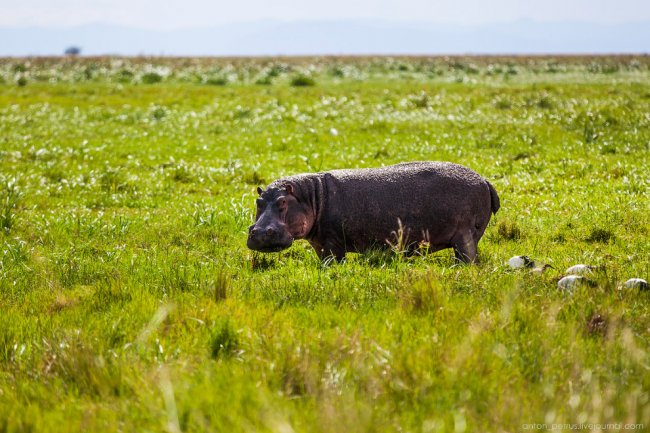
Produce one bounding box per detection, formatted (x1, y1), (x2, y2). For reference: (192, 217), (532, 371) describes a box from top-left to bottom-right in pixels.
(2, 0), (650, 28)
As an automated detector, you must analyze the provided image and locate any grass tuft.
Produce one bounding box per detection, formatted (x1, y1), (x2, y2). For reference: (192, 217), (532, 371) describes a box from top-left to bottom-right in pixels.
(408, 91), (431, 109)
(586, 227), (615, 243)
(213, 269), (230, 302)
(0, 178), (21, 232)
(399, 274), (446, 314)
(290, 74), (316, 87)
(205, 75), (228, 86)
(251, 253), (276, 271)
(44, 339), (127, 398)
(209, 319), (239, 359)
(496, 220), (522, 241)
(141, 72), (163, 84)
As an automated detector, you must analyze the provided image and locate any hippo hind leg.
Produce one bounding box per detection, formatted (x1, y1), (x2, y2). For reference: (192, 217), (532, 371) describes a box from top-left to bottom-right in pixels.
(452, 234), (478, 264)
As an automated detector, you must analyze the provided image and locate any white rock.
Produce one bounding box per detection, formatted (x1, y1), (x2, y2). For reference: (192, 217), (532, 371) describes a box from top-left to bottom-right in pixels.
(558, 275), (585, 291)
(566, 264), (595, 275)
(329, 128), (339, 136)
(508, 255), (533, 269)
(624, 278), (648, 290)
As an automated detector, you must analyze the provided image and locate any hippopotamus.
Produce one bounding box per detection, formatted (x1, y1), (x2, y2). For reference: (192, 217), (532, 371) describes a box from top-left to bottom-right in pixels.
(247, 161), (500, 263)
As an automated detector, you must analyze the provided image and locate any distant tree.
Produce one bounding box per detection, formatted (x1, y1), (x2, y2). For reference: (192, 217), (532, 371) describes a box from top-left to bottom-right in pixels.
(64, 46), (81, 56)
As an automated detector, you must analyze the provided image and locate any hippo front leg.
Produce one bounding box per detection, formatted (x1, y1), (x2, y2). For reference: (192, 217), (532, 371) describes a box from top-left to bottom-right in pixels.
(308, 239), (346, 263)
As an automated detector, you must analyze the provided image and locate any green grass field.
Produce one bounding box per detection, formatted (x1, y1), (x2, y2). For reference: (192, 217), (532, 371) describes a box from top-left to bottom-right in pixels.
(0, 56), (649, 432)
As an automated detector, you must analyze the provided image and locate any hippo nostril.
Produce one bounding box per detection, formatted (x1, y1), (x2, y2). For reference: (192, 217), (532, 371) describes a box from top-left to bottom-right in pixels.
(266, 228), (276, 236)
(250, 228), (258, 236)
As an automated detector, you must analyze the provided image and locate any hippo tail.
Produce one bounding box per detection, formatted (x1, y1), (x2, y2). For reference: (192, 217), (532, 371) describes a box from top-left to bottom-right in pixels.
(487, 181), (500, 214)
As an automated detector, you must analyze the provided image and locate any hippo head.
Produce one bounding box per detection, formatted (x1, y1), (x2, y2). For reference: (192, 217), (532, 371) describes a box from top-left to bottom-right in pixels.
(247, 184), (313, 253)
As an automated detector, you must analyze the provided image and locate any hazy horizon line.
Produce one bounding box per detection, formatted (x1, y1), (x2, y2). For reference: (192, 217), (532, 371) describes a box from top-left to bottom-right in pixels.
(2, 17), (650, 30)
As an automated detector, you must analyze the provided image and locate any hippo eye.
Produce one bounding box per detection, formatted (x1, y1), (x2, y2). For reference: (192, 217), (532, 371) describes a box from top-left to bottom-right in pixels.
(276, 198), (287, 208)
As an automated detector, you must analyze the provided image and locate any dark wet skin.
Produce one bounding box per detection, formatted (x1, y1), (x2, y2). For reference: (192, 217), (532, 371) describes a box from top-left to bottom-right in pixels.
(246, 196), (292, 252)
(247, 185), (310, 253)
(247, 161), (500, 263)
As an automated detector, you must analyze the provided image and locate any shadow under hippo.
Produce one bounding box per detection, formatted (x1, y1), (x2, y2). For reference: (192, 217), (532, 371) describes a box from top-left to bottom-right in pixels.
(247, 161), (500, 263)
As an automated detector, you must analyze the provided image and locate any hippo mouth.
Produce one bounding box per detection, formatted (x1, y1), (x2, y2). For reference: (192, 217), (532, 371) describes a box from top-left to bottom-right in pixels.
(246, 237), (293, 253)
(254, 245), (290, 253)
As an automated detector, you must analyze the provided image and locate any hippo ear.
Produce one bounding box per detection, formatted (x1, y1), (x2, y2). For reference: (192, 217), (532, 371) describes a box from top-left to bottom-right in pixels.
(284, 184), (295, 196)
(256, 186), (264, 195)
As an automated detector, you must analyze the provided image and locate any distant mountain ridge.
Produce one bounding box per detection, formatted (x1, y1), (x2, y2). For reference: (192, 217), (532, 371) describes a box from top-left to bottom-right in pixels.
(1, 19), (648, 56)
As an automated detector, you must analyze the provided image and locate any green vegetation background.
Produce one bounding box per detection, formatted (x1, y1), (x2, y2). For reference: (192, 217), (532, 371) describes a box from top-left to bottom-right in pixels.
(0, 56), (648, 432)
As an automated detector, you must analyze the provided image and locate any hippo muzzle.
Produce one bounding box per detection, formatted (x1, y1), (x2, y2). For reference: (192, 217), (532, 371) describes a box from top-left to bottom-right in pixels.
(247, 224), (294, 252)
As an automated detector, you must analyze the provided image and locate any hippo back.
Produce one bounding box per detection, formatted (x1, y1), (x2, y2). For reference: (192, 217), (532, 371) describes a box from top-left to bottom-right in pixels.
(306, 162), (494, 251)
